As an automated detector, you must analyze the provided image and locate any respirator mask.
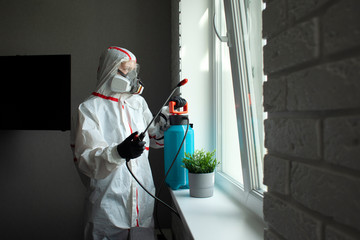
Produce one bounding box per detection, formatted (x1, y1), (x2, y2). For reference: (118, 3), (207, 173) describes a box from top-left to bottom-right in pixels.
(111, 63), (144, 94)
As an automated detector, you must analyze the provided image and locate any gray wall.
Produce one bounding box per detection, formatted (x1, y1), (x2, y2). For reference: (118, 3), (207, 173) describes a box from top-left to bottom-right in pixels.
(0, 0), (171, 239)
(263, 0), (360, 239)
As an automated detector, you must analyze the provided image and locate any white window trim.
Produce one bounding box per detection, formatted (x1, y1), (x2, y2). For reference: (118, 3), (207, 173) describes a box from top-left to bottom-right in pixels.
(170, 185), (265, 240)
(179, 0), (265, 223)
(214, 0), (265, 219)
(216, 172), (264, 219)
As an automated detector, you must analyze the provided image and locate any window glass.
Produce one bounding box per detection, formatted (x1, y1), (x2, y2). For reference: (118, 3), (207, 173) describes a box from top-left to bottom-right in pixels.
(219, 42), (243, 185)
(215, 0), (243, 185)
(215, 0), (266, 192)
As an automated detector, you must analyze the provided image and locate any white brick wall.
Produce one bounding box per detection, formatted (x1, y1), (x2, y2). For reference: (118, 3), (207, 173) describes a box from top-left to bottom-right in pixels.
(324, 116), (360, 170)
(322, 0), (360, 55)
(265, 118), (321, 159)
(263, 0), (360, 239)
(287, 58), (360, 111)
(263, 155), (290, 195)
(264, 18), (319, 74)
(264, 193), (322, 240)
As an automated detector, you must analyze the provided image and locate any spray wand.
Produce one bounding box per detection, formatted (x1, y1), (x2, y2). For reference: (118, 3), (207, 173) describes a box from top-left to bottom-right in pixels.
(126, 78), (189, 218)
(136, 78), (188, 141)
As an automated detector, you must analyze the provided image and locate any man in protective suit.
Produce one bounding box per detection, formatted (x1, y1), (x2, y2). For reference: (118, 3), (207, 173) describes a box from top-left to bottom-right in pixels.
(73, 46), (185, 239)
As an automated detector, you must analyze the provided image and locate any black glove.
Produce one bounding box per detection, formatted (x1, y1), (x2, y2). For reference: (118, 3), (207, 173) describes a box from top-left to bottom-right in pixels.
(170, 96), (187, 109)
(117, 132), (146, 161)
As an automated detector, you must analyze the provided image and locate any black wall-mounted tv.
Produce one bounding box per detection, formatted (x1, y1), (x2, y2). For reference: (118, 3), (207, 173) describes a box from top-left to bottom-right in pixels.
(0, 55), (71, 131)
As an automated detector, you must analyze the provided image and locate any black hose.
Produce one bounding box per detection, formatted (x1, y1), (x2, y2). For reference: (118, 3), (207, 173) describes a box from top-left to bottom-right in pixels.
(126, 117), (190, 240)
(125, 160), (180, 218)
(155, 117), (190, 239)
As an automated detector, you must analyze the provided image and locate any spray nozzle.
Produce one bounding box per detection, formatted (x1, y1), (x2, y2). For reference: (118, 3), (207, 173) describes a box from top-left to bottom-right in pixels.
(177, 78), (188, 87)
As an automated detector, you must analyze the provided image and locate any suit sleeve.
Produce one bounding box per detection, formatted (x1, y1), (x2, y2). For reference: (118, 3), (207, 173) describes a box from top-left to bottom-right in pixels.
(74, 103), (125, 179)
(142, 102), (170, 149)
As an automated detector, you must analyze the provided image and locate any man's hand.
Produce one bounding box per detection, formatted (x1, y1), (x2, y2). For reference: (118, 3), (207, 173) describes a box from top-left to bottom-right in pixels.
(117, 132), (146, 160)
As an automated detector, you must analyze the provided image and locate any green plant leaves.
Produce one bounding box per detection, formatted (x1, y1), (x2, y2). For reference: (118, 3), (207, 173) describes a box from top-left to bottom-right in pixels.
(182, 149), (219, 173)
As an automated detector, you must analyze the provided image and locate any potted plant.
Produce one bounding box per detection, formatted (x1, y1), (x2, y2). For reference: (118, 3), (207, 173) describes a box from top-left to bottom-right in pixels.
(182, 149), (219, 198)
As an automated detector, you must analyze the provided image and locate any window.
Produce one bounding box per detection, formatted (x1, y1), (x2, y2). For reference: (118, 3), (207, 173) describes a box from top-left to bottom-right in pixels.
(214, 0), (266, 216)
(178, 0), (266, 218)
(214, 0), (244, 185)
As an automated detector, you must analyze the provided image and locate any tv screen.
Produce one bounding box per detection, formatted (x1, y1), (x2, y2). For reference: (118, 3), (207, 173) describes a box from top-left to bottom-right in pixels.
(0, 55), (71, 131)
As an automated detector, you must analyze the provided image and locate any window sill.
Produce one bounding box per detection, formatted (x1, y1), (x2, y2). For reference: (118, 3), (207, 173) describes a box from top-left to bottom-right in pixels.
(169, 182), (265, 240)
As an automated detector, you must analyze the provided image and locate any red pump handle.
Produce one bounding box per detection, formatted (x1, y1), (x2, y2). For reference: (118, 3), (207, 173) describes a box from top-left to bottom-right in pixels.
(169, 102), (188, 114)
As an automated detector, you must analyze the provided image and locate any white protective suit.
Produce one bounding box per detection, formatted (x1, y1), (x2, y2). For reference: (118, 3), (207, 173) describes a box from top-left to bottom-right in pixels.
(73, 47), (168, 239)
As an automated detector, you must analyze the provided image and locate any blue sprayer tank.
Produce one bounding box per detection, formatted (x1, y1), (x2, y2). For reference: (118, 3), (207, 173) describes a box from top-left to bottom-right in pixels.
(164, 102), (194, 190)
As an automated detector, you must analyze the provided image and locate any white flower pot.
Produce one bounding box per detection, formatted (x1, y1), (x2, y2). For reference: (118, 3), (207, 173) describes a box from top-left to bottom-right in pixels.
(188, 172), (215, 198)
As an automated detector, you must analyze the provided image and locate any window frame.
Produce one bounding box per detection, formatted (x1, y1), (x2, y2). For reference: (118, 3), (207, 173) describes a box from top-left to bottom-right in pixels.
(213, 0), (265, 219)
